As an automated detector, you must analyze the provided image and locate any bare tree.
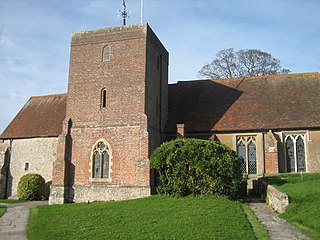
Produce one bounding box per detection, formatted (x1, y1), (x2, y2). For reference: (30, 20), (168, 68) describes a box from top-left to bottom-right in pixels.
(199, 48), (290, 79)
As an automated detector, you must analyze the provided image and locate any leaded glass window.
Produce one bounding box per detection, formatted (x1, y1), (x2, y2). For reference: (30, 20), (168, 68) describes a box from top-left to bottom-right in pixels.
(92, 141), (111, 178)
(236, 136), (257, 174)
(93, 152), (100, 178)
(285, 134), (306, 173)
(237, 142), (246, 173)
(248, 142), (257, 174)
(296, 136), (305, 172)
(285, 137), (295, 172)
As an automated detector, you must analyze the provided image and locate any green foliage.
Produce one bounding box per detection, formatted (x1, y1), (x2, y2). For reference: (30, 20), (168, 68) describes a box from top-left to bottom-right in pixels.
(150, 138), (245, 199)
(263, 173), (320, 239)
(17, 173), (45, 200)
(28, 196), (256, 240)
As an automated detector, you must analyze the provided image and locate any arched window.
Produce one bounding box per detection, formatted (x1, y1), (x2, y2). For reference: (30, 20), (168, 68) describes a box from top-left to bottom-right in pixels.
(92, 141), (111, 178)
(285, 134), (306, 173)
(237, 141), (246, 173)
(236, 136), (257, 174)
(102, 45), (111, 62)
(101, 88), (107, 109)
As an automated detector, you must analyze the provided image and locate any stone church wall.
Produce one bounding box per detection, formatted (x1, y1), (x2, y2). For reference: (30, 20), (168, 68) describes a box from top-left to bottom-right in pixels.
(7, 137), (57, 198)
(306, 130), (320, 172)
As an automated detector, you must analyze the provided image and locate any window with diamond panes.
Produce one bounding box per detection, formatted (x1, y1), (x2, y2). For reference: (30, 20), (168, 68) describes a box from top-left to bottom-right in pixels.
(236, 136), (257, 174)
(92, 141), (111, 178)
(237, 141), (246, 173)
(285, 134), (306, 173)
(248, 141), (257, 174)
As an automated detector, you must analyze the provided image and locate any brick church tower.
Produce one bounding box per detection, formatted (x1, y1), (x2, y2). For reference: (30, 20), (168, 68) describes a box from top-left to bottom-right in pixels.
(49, 24), (168, 204)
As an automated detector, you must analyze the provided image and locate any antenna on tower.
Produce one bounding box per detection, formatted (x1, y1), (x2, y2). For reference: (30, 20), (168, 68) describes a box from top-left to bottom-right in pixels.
(120, 0), (129, 26)
(140, 0), (144, 23)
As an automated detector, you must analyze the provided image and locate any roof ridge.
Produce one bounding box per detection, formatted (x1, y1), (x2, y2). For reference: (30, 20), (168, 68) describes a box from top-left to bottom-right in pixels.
(30, 93), (67, 99)
(212, 72), (319, 82)
(171, 72), (319, 85)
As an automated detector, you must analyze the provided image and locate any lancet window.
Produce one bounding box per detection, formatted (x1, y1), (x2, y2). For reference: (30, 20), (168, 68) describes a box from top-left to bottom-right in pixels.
(236, 136), (257, 174)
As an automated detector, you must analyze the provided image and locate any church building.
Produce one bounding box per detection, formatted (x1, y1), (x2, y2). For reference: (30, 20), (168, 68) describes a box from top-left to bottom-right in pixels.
(0, 24), (320, 204)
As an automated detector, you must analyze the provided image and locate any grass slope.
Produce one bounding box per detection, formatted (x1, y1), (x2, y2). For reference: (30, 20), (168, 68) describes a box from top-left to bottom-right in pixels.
(0, 199), (29, 204)
(263, 173), (320, 239)
(0, 206), (5, 218)
(28, 196), (256, 240)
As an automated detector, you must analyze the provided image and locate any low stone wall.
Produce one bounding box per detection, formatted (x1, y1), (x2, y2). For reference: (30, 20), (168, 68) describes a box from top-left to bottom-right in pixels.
(259, 179), (289, 214)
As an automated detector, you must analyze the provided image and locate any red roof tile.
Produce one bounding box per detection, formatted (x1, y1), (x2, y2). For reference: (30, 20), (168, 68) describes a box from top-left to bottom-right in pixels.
(0, 94), (67, 139)
(166, 72), (320, 133)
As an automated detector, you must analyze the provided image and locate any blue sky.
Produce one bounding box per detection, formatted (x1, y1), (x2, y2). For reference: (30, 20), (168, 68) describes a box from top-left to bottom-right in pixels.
(0, 0), (319, 133)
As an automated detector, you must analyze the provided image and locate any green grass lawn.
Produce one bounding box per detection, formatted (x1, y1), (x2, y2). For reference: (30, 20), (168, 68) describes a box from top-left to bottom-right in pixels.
(263, 173), (320, 239)
(0, 206), (5, 218)
(28, 196), (259, 240)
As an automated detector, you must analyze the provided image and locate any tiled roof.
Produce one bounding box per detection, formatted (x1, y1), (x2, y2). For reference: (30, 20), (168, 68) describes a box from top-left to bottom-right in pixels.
(166, 72), (320, 133)
(0, 94), (67, 139)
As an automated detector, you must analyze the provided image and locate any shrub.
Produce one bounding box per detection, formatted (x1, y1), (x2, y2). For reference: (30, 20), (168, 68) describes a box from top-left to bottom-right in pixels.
(150, 138), (245, 199)
(17, 173), (45, 200)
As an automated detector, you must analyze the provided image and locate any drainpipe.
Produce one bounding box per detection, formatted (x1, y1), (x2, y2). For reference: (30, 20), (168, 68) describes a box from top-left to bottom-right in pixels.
(262, 131), (266, 176)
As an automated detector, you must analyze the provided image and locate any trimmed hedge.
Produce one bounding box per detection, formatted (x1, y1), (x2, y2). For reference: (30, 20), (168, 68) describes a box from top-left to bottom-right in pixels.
(150, 138), (245, 199)
(17, 173), (45, 200)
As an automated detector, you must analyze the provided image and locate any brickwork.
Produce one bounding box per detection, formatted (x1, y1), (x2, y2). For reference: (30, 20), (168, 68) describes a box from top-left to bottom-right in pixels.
(264, 131), (279, 174)
(265, 152), (279, 174)
(50, 24), (168, 204)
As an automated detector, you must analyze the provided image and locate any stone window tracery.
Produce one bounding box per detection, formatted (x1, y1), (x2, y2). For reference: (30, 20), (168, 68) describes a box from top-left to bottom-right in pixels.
(92, 141), (111, 178)
(236, 136), (257, 174)
(284, 134), (306, 173)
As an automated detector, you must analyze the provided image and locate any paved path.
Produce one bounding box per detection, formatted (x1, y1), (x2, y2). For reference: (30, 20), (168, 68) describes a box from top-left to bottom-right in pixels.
(248, 201), (310, 240)
(0, 201), (48, 240)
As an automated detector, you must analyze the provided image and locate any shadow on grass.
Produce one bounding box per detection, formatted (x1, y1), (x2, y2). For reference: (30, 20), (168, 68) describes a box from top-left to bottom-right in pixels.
(262, 176), (288, 186)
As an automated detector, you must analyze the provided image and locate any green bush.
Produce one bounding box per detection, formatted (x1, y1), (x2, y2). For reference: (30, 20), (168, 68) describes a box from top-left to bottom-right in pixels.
(17, 173), (45, 200)
(150, 138), (245, 199)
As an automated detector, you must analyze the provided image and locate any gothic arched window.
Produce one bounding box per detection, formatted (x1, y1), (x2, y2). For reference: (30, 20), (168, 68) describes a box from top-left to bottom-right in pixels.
(285, 134), (306, 173)
(92, 141), (111, 178)
(236, 136), (257, 174)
